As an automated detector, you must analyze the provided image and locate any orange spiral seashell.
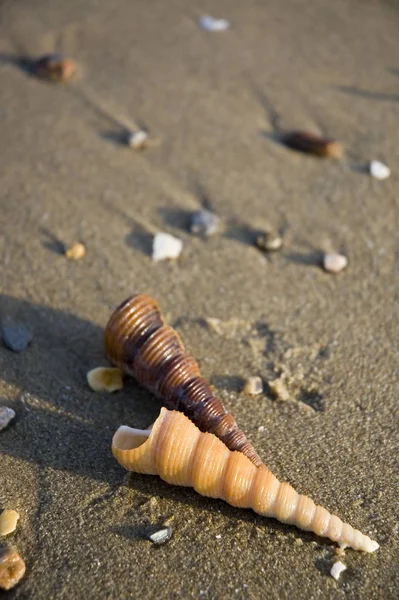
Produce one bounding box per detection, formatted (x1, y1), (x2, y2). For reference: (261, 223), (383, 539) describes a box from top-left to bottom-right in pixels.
(112, 408), (379, 553)
(104, 294), (263, 467)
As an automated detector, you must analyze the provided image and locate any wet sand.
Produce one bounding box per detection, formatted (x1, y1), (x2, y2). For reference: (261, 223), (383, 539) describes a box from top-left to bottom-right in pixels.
(0, 0), (398, 598)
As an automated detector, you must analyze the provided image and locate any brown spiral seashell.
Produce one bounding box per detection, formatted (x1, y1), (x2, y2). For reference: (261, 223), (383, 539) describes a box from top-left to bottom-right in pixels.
(112, 408), (379, 553)
(104, 294), (263, 467)
(283, 131), (343, 158)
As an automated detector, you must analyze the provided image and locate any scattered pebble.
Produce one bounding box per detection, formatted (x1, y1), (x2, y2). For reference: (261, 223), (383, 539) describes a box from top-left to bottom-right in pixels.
(199, 15), (230, 32)
(65, 242), (86, 261)
(268, 377), (290, 402)
(257, 425), (265, 433)
(0, 546), (26, 591)
(283, 131), (343, 158)
(2, 323), (31, 353)
(323, 253), (348, 274)
(127, 130), (149, 150)
(0, 511), (20, 537)
(369, 160), (391, 180)
(190, 209), (220, 237)
(34, 53), (77, 82)
(152, 232), (183, 262)
(87, 367), (124, 393)
(148, 527), (172, 545)
(243, 376), (263, 396)
(0, 408), (15, 432)
(256, 231), (283, 252)
(330, 561), (347, 581)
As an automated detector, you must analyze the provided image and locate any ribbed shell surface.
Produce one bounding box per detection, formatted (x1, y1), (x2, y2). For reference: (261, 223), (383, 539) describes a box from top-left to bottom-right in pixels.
(105, 294), (263, 466)
(112, 409), (379, 553)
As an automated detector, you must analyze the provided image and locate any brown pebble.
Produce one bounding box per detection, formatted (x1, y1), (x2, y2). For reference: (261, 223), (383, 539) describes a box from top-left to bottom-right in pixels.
(323, 253), (348, 274)
(0, 407), (15, 431)
(0, 546), (26, 591)
(243, 376), (263, 396)
(256, 231), (283, 252)
(87, 367), (123, 393)
(0, 511), (19, 537)
(283, 131), (343, 158)
(65, 242), (86, 261)
(35, 54), (77, 82)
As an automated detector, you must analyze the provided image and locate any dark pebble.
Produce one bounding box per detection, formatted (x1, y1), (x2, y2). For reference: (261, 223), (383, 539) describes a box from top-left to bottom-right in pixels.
(2, 323), (31, 353)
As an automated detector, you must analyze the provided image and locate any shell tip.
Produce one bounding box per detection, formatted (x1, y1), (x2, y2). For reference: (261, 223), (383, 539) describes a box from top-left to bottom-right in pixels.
(366, 539), (380, 553)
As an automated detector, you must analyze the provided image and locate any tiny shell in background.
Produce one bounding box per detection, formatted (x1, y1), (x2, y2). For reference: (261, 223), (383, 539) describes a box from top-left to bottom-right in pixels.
(34, 54), (77, 82)
(256, 231), (283, 252)
(0, 407), (16, 431)
(369, 160), (391, 180)
(190, 209), (220, 237)
(0, 546), (26, 591)
(330, 561), (347, 581)
(65, 242), (86, 261)
(199, 15), (230, 31)
(152, 233), (183, 262)
(243, 376), (263, 396)
(323, 253), (348, 274)
(128, 130), (149, 150)
(0, 511), (19, 537)
(87, 367), (124, 393)
(283, 131), (343, 158)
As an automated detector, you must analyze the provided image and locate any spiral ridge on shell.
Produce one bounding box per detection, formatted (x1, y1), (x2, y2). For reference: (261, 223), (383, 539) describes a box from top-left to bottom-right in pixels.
(105, 294), (263, 467)
(112, 408), (379, 553)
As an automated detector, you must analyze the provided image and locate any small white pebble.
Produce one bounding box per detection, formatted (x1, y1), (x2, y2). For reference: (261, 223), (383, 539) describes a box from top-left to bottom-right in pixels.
(369, 160), (391, 180)
(330, 561), (347, 581)
(0, 407), (16, 431)
(152, 232), (183, 262)
(148, 527), (172, 544)
(243, 376), (263, 396)
(215, 534), (222, 539)
(0, 510), (20, 536)
(128, 130), (149, 150)
(258, 425), (265, 433)
(323, 253), (348, 274)
(199, 15), (230, 31)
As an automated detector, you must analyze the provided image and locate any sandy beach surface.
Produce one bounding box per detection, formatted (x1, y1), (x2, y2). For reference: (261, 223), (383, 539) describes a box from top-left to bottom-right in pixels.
(1, 0), (398, 598)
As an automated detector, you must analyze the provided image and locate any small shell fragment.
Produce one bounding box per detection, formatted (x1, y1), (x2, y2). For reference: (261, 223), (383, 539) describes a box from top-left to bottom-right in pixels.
(2, 323), (31, 353)
(283, 131), (343, 158)
(87, 367), (124, 393)
(148, 527), (172, 545)
(369, 160), (391, 180)
(0, 408), (16, 431)
(35, 54), (77, 82)
(243, 376), (263, 396)
(0, 511), (20, 537)
(256, 231), (283, 252)
(199, 15), (230, 32)
(190, 210), (220, 237)
(65, 242), (86, 261)
(0, 546), (26, 591)
(323, 253), (348, 274)
(330, 561), (347, 581)
(128, 130), (149, 150)
(152, 233), (183, 262)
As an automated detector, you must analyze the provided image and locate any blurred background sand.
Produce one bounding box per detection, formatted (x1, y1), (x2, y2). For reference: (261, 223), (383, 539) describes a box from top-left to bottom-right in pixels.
(0, 0), (398, 598)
